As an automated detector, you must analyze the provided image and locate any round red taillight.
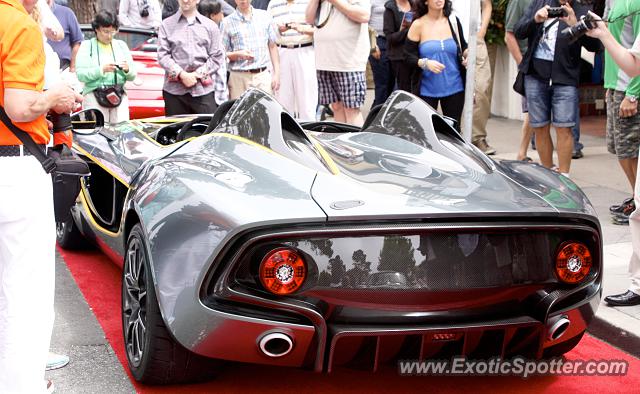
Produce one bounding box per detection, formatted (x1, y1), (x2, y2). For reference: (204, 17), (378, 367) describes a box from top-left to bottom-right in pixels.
(555, 241), (592, 284)
(259, 248), (306, 295)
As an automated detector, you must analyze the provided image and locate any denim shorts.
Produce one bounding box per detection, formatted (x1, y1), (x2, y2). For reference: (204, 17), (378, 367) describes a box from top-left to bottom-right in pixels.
(524, 75), (577, 128)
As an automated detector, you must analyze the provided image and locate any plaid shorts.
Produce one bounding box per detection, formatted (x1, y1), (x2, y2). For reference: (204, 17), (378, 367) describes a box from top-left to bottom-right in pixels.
(317, 70), (366, 108)
(606, 89), (640, 159)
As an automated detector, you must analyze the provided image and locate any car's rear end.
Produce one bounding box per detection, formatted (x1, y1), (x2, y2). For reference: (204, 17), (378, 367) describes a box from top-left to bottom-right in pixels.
(199, 215), (601, 372)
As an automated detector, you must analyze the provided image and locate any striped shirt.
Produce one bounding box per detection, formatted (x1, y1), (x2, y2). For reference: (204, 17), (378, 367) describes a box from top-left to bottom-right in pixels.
(158, 12), (225, 97)
(267, 0), (313, 46)
(221, 7), (278, 71)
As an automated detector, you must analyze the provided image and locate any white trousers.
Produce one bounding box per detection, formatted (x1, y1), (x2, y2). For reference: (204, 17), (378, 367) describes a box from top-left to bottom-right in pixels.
(0, 156), (55, 394)
(83, 91), (130, 124)
(629, 158), (640, 294)
(276, 46), (318, 122)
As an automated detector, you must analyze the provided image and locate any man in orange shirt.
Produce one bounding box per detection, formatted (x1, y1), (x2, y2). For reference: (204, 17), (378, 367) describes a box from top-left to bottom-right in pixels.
(0, 0), (81, 392)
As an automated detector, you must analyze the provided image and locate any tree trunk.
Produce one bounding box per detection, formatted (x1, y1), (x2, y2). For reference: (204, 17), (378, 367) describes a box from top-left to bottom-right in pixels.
(67, 0), (99, 24)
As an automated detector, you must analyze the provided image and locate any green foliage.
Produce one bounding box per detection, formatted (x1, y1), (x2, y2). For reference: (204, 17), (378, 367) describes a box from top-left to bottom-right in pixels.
(377, 236), (416, 273)
(486, 0), (509, 45)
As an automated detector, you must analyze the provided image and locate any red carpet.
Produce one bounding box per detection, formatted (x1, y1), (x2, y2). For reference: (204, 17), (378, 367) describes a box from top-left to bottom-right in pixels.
(59, 247), (640, 394)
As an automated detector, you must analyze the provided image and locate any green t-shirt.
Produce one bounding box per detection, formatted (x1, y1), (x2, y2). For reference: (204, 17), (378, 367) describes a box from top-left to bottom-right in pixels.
(604, 0), (640, 96)
(505, 0), (531, 56)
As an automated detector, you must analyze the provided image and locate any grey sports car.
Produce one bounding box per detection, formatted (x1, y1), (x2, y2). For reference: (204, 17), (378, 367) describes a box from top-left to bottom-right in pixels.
(58, 89), (602, 384)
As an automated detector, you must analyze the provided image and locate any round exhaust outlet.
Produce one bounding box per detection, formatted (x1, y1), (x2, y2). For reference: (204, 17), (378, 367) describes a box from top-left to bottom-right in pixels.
(258, 332), (294, 358)
(547, 316), (571, 341)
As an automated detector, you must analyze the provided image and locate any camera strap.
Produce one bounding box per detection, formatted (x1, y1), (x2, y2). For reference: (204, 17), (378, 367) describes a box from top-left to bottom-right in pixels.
(0, 105), (56, 173)
(314, 1), (333, 29)
(93, 40), (119, 86)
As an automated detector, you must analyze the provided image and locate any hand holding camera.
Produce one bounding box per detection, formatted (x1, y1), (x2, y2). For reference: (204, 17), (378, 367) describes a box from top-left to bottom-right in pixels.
(535, 4), (575, 24)
(49, 81), (83, 115)
(117, 61), (129, 73)
(102, 63), (119, 73)
(584, 11), (609, 39)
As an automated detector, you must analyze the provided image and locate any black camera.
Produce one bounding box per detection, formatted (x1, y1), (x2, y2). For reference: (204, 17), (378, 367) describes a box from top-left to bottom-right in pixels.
(562, 14), (598, 43)
(47, 111), (72, 133)
(547, 7), (568, 18)
(140, 0), (150, 18)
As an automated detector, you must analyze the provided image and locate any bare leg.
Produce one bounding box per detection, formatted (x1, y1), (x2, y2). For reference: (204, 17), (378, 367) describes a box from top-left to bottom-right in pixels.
(331, 102), (346, 123)
(534, 124), (553, 168)
(516, 113), (534, 161)
(620, 157), (639, 191)
(555, 126), (573, 174)
(344, 106), (364, 127)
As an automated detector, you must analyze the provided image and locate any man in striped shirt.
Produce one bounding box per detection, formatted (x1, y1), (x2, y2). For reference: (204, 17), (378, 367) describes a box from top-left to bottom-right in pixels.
(267, 0), (317, 120)
(221, 0), (281, 99)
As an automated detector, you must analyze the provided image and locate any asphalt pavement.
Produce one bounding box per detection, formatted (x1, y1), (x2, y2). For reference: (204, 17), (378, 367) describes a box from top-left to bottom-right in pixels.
(46, 95), (640, 392)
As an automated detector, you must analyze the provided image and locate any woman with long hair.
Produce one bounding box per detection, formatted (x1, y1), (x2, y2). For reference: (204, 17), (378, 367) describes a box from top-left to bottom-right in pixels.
(383, 0), (414, 92)
(404, 0), (467, 127)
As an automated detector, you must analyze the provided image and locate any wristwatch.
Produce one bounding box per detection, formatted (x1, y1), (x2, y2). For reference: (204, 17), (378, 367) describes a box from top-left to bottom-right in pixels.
(626, 95), (638, 103)
(418, 58), (430, 70)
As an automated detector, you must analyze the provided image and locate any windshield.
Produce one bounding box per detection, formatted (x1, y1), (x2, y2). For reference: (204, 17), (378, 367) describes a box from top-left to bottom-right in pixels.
(81, 25), (157, 53)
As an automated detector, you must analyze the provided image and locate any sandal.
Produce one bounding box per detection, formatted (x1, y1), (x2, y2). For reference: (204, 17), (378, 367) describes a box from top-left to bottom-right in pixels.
(520, 156), (533, 163)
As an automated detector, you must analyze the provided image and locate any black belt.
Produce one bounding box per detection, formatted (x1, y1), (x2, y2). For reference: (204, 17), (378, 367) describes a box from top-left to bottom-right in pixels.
(233, 67), (267, 74)
(277, 42), (313, 49)
(0, 144), (47, 157)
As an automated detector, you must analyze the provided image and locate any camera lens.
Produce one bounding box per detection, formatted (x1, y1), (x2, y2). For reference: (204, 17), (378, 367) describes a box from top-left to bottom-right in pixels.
(562, 15), (597, 43)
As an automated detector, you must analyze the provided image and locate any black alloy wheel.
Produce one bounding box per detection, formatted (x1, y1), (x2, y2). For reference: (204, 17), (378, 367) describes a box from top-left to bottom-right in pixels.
(123, 233), (148, 368)
(122, 224), (220, 384)
(55, 214), (89, 250)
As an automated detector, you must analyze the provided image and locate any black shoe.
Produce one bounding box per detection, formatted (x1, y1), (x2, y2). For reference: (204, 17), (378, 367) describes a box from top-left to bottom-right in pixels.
(611, 214), (630, 225)
(604, 290), (640, 306)
(610, 197), (635, 214)
(572, 150), (583, 159)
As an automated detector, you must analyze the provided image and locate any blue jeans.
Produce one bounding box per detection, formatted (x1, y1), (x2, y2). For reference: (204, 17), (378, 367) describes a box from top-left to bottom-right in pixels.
(524, 75), (578, 128)
(369, 36), (393, 107)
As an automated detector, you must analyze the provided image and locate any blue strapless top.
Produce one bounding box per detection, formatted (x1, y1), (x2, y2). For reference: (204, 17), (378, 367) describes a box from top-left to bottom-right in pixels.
(418, 38), (464, 98)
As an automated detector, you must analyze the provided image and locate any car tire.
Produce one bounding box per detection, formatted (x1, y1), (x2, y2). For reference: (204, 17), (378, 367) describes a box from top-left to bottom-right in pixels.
(56, 215), (89, 250)
(542, 331), (585, 358)
(122, 224), (220, 384)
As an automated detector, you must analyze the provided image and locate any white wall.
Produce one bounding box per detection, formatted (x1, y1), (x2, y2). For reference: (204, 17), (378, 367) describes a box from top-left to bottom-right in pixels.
(491, 45), (524, 121)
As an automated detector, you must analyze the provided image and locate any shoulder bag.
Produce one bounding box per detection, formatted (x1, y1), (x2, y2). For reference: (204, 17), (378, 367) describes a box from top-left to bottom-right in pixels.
(0, 106), (90, 222)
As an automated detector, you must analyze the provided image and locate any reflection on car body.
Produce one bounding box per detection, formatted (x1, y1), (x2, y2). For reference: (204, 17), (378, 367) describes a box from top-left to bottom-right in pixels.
(60, 89), (602, 384)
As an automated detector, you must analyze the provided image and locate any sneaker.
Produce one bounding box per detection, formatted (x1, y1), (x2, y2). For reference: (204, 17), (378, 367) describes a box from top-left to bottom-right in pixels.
(611, 201), (635, 225)
(610, 197), (634, 214)
(46, 352), (69, 371)
(473, 139), (496, 155)
(572, 150), (584, 159)
(612, 213), (630, 225)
